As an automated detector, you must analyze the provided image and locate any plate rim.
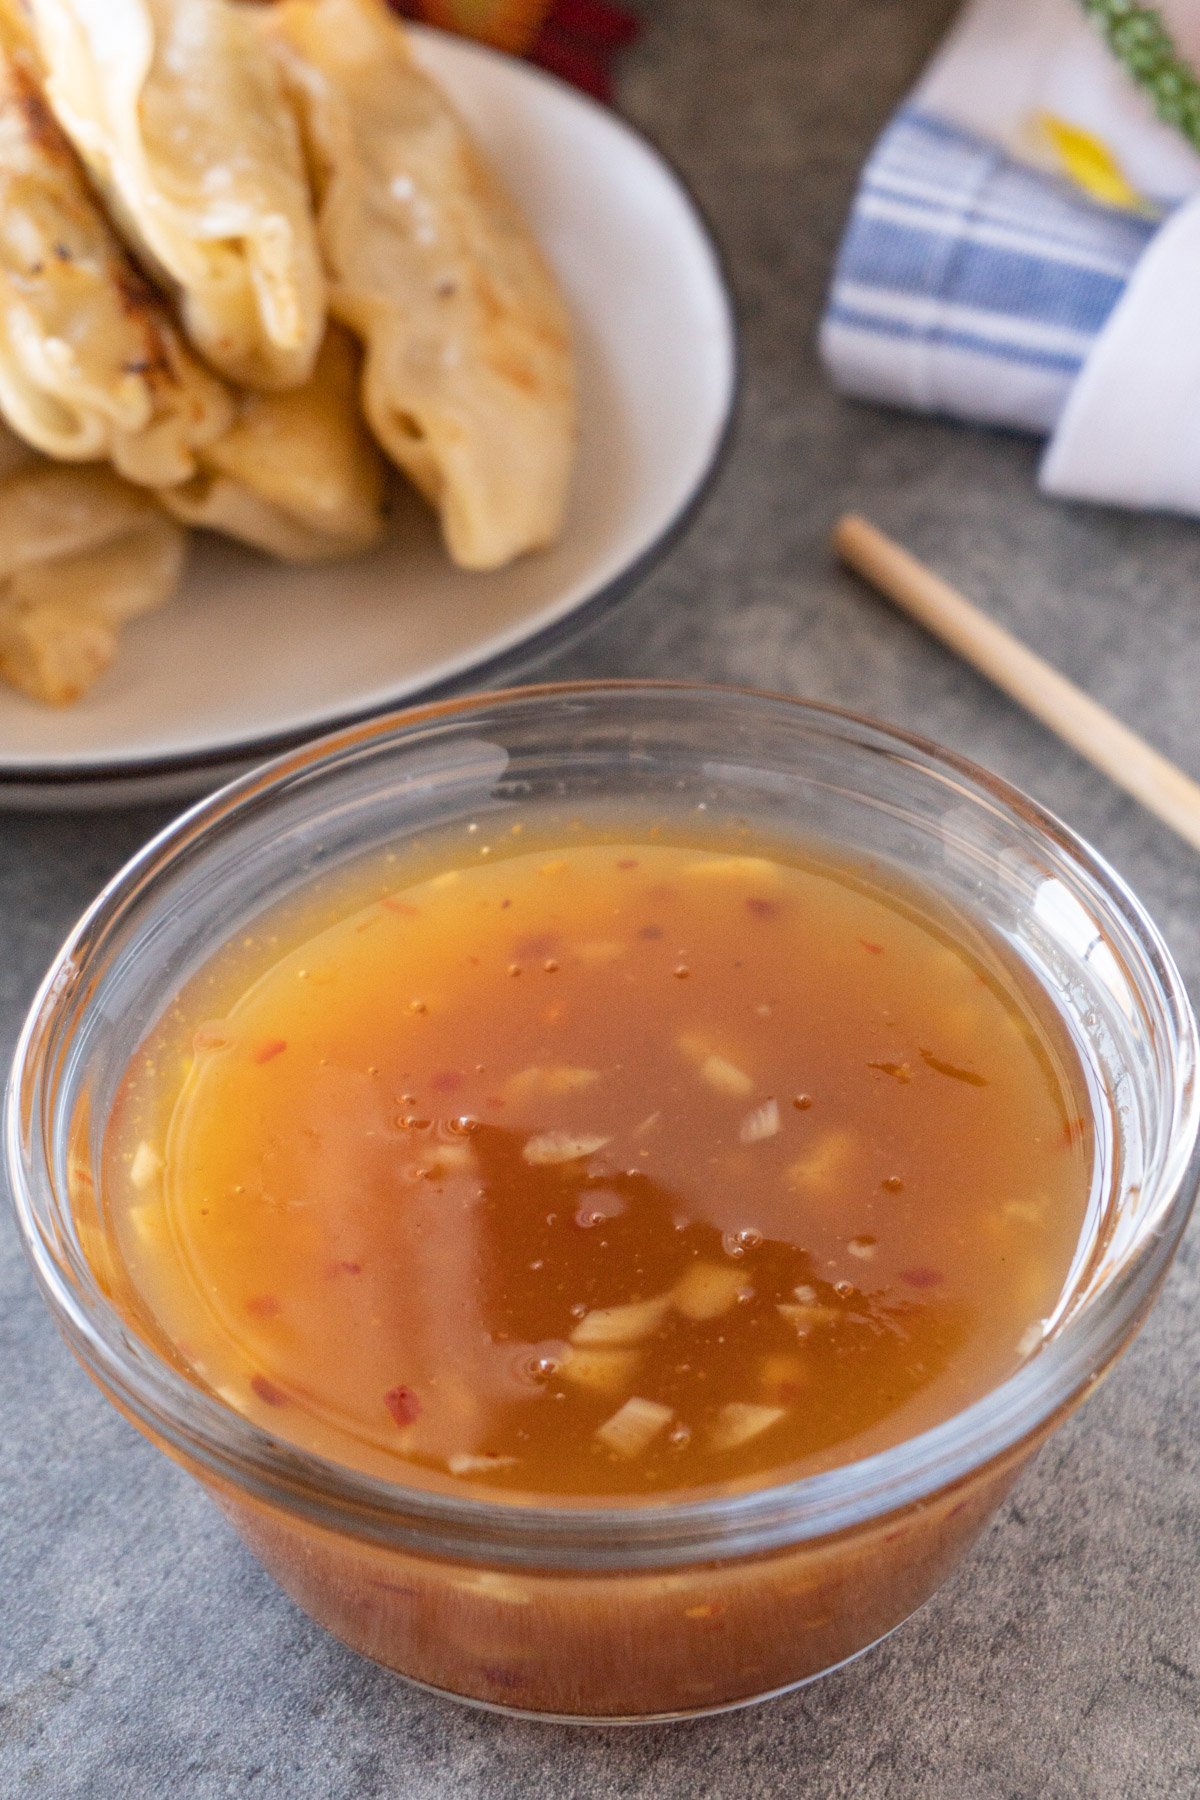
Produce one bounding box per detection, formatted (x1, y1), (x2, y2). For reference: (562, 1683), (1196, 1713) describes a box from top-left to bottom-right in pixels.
(2, 28), (740, 793)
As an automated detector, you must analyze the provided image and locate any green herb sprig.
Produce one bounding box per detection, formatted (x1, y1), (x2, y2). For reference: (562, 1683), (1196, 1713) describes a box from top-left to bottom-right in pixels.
(1081, 0), (1200, 152)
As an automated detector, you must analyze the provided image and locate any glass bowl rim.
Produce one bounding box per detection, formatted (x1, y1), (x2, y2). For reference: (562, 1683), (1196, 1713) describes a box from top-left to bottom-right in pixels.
(7, 679), (1199, 1570)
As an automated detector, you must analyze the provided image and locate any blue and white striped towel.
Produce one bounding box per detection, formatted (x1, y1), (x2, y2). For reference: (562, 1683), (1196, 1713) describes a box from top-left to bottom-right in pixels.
(820, 0), (1200, 520)
(820, 106), (1158, 437)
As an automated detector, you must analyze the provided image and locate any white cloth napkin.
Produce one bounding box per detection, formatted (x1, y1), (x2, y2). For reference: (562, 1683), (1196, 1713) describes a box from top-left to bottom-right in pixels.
(820, 0), (1200, 518)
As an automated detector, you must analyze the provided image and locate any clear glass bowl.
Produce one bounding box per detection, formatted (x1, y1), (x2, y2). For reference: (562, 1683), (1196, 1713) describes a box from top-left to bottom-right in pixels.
(7, 682), (1199, 1723)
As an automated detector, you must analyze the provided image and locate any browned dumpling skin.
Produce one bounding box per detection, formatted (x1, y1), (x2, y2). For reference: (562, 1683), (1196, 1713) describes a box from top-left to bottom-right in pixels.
(0, 425), (186, 704)
(27, 0), (326, 391)
(0, 7), (233, 484)
(260, 0), (576, 570)
(159, 324), (389, 562)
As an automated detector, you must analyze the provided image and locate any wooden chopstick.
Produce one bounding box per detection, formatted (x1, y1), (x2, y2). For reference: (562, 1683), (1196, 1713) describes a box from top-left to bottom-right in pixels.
(833, 513), (1200, 854)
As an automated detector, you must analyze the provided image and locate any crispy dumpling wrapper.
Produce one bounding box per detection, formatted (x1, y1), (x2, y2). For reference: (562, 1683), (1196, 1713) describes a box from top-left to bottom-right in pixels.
(27, 0), (326, 391)
(159, 324), (389, 562)
(0, 427), (186, 704)
(0, 12), (233, 484)
(262, 0), (575, 570)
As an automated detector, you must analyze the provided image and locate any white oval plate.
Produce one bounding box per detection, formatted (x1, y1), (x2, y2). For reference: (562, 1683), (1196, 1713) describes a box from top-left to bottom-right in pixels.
(0, 26), (736, 808)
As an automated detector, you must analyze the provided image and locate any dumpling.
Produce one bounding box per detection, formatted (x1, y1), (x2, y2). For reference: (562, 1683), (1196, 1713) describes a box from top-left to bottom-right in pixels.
(159, 324), (389, 561)
(260, 0), (576, 570)
(26, 0), (326, 391)
(0, 427), (187, 704)
(0, 11), (233, 485)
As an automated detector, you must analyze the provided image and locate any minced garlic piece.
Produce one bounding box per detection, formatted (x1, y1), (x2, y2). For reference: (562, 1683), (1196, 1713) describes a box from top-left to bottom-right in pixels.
(504, 1064), (600, 1102)
(426, 1141), (475, 1173)
(560, 1347), (640, 1394)
(699, 1054), (754, 1098)
(447, 1453), (519, 1477)
(672, 1261), (748, 1321)
(571, 1294), (671, 1345)
(595, 1396), (674, 1457)
(784, 1130), (855, 1193)
(709, 1402), (786, 1452)
(522, 1131), (610, 1165)
(739, 1097), (780, 1143)
(129, 1140), (163, 1190)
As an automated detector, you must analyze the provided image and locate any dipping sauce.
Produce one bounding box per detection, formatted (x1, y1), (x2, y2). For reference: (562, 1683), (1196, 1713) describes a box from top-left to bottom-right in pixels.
(103, 824), (1093, 1498)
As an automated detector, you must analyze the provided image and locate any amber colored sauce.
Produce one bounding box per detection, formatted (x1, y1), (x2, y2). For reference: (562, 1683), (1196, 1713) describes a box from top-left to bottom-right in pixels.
(103, 821), (1094, 1498)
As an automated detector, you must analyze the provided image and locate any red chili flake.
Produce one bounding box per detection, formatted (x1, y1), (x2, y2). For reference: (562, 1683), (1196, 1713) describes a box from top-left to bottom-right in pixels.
(193, 1025), (229, 1052)
(429, 1069), (464, 1094)
(500, 898), (512, 910)
(245, 1294), (281, 1319)
(381, 897), (419, 916)
(484, 1094), (507, 1110)
(325, 1259), (362, 1277)
(638, 924), (663, 940)
(385, 1385), (421, 1428)
(900, 1266), (944, 1289)
(859, 939), (884, 955)
(919, 1048), (988, 1088)
(745, 897), (778, 920)
(616, 858), (639, 871)
(250, 1374), (287, 1406)
(253, 1038), (287, 1065)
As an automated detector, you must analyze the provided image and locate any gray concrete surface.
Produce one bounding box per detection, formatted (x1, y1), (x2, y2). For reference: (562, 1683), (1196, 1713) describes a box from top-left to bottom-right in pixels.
(3, 2), (1199, 1794)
